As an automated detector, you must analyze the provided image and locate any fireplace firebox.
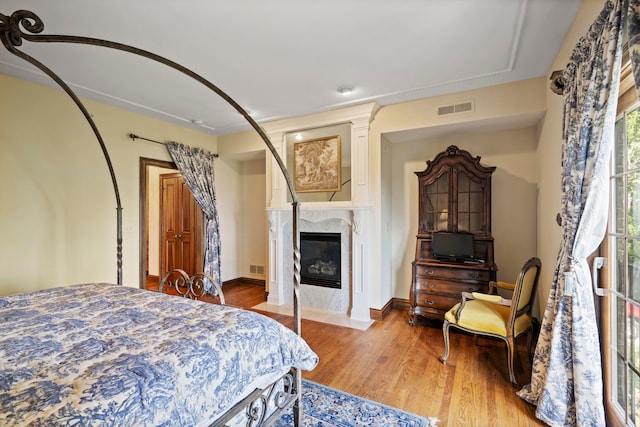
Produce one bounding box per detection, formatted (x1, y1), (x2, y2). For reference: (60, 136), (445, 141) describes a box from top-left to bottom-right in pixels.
(300, 232), (341, 289)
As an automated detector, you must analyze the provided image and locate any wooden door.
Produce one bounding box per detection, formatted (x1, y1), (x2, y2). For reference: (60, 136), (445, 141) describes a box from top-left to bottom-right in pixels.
(160, 173), (203, 277)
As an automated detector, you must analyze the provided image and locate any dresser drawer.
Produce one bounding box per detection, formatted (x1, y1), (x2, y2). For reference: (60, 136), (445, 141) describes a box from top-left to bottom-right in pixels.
(413, 291), (460, 311)
(415, 264), (491, 282)
(414, 278), (486, 294)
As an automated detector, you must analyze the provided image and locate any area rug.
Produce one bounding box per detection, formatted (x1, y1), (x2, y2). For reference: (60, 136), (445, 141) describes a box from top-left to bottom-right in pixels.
(273, 380), (438, 426)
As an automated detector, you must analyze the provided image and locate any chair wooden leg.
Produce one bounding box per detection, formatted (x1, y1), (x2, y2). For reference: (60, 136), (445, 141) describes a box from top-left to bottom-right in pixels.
(441, 320), (451, 364)
(506, 336), (517, 387)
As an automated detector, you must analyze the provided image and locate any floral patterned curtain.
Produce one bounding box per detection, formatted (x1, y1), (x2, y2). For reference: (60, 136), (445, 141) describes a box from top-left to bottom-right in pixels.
(630, 1), (640, 88)
(516, 1), (624, 425)
(166, 142), (221, 292)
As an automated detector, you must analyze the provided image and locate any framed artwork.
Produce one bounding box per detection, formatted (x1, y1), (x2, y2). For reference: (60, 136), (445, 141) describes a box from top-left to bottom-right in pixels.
(294, 135), (342, 193)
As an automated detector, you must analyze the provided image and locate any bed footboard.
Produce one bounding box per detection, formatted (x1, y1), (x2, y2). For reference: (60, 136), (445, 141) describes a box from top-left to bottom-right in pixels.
(159, 268), (225, 304)
(158, 272), (302, 426)
(210, 369), (300, 427)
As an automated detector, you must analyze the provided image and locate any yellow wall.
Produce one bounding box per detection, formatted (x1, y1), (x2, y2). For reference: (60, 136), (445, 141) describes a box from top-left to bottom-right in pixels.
(370, 78), (546, 309)
(534, 0), (604, 316)
(389, 127), (539, 310)
(240, 159), (268, 281)
(217, 130), (263, 157)
(362, 0), (606, 315)
(0, 74), (229, 294)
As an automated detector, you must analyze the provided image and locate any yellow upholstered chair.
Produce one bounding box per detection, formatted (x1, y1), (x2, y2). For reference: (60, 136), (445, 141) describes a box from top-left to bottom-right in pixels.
(440, 257), (541, 386)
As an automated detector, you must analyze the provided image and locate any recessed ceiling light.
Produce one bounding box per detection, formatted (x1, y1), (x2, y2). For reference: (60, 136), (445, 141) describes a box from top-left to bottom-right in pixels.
(191, 119), (204, 126)
(337, 87), (354, 95)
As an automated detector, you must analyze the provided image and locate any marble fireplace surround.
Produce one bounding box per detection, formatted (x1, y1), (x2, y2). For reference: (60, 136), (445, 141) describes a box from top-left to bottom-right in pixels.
(263, 206), (372, 328)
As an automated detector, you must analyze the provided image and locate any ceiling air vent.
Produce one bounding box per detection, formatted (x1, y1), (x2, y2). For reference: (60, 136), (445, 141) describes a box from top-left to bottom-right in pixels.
(437, 100), (474, 116)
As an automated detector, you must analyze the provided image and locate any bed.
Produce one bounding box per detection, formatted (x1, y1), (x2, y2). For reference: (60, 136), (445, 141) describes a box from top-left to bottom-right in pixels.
(0, 9), (311, 427)
(0, 283), (317, 426)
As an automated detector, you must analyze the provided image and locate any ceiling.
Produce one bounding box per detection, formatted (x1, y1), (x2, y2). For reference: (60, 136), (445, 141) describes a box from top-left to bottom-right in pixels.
(0, 1), (581, 138)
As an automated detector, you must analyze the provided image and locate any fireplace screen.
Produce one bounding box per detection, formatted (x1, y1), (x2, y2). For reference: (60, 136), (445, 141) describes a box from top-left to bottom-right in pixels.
(300, 232), (341, 289)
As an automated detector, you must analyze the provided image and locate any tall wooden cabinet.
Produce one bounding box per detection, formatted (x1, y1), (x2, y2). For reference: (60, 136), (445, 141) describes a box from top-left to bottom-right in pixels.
(409, 146), (497, 324)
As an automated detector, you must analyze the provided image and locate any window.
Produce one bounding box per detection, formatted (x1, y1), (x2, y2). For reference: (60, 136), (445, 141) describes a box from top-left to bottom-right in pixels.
(608, 53), (640, 425)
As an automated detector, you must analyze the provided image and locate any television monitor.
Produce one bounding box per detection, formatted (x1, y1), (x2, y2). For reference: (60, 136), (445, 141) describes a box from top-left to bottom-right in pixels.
(432, 231), (475, 262)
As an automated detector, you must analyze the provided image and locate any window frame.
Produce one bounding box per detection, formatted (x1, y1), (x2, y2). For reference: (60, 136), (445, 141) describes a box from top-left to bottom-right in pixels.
(605, 48), (640, 427)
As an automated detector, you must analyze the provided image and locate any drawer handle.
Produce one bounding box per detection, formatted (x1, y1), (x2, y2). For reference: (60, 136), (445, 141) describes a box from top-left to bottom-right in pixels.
(427, 270), (436, 275)
(423, 298), (435, 305)
(426, 283), (436, 289)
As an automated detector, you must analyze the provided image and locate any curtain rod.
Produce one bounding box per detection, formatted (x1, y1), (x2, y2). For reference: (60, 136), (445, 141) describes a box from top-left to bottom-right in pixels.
(128, 133), (219, 157)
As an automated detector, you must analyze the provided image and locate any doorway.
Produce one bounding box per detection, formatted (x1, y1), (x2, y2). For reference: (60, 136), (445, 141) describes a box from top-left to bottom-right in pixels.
(159, 172), (203, 277)
(139, 157), (204, 289)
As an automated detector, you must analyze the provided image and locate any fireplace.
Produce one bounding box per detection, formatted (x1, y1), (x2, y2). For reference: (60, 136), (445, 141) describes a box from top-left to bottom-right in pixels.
(267, 207), (370, 323)
(300, 232), (341, 289)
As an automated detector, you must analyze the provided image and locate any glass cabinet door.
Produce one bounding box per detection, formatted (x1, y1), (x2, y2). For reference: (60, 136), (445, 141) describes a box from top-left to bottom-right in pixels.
(423, 172), (449, 232)
(416, 145), (494, 238)
(421, 171), (484, 233)
(457, 173), (483, 233)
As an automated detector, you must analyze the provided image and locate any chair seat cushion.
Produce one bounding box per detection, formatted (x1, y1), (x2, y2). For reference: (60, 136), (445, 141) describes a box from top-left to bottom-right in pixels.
(444, 300), (531, 337)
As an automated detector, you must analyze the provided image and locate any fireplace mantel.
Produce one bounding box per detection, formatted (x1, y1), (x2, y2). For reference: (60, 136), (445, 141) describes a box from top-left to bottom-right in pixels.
(267, 205), (371, 322)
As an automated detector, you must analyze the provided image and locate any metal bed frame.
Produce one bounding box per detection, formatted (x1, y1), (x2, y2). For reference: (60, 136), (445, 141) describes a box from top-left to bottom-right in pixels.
(159, 269), (227, 303)
(159, 268), (300, 426)
(0, 9), (304, 426)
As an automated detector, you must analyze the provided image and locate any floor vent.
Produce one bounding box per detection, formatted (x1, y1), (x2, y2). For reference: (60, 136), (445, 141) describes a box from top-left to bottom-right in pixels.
(437, 100), (474, 116)
(250, 264), (265, 275)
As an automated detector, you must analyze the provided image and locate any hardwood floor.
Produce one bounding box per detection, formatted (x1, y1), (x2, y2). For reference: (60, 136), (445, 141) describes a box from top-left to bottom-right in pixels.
(153, 280), (544, 426)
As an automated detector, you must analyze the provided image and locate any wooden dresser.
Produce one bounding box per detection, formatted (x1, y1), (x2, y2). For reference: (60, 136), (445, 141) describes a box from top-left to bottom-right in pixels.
(408, 146), (497, 324)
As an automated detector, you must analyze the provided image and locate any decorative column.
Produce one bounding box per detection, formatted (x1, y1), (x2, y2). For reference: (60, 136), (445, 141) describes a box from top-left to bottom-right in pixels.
(350, 117), (371, 205)
(350, 208), (371, 321)
(267, 131), (287, 208)
(267, 209), (285, 305)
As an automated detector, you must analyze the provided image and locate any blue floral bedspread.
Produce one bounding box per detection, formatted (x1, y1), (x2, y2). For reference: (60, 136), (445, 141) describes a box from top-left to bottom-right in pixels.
(0, 283), (318, 426)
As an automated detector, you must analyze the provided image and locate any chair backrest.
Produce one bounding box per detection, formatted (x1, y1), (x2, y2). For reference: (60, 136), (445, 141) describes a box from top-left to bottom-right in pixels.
(509, 257), (541, 321)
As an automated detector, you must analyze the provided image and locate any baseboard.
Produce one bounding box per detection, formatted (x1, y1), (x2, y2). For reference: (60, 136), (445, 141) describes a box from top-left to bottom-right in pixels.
(392, 298), (411, 312)
(223, 277), (265, 287)
(369, 299), (393, 322)
(368, 298), (411, 322)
